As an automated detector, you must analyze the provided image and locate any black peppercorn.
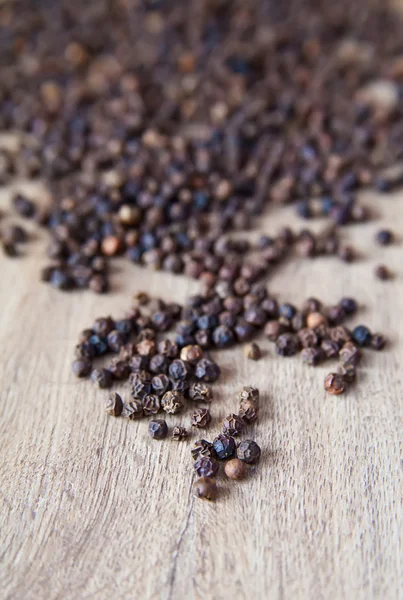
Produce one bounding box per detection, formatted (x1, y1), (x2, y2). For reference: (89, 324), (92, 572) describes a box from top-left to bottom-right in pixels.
(194, 456), (219, 478)
(191, 408), (211, 428)
(72, 358), (92, 378)
(189, 382), (213, 403)
(149, 354), (168, 374)
(151, 373), (170, 396)
(105, 392), (123, 417)
(161, 390), (185, 414)
(237, 439), (261, 464)
(108, 358), (130, 380)
(324, 373), (346, 395)
(90, 368), (112, 389)
(195, 358), (220, 382)
(352, 325), (372, 347)
(172, 426), (188, 441)
(301, 347), (324, 366)
(191, 439), (216, 460)
(212, 434), (236, 460)
(130, 370), (152, 398)
(276, 333), (300, 356)
(339, 297), (357, 315)
(107, 329), (126, 353)
(121, 400), (143, 419)
(371, 333), (387, 350)
(148, 419), (168, 440)
(222, 413), (244, 436)
(169, 359), (191, 380)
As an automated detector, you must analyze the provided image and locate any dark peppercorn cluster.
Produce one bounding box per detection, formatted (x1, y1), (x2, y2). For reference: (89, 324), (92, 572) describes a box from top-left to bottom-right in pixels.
(1, 1), (402, 291)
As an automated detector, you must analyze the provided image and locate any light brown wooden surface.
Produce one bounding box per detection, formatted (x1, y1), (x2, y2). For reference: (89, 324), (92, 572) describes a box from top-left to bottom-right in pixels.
(0, 181), (403, 600)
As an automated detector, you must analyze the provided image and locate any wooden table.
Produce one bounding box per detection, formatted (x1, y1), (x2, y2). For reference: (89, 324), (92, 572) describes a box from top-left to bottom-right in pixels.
(1, 180), (402, 600)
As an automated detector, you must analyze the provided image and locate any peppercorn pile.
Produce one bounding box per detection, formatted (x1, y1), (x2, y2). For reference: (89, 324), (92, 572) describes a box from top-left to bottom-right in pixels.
(73, 289), (386, 500)
(1, 0), (403, 287)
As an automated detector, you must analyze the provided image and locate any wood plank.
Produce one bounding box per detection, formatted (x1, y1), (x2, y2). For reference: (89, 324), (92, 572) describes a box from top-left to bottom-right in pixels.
(0, 181), (402, 600)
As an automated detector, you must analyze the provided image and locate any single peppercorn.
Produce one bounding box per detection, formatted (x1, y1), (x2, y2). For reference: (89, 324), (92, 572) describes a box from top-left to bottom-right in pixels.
(151, 373), (170, 396)
(244, 342), (261, 360)
(324, 373), (346, 395)
(264, 320), (285, 341)
(93, 316), (115, 337)
(130, 370), (152, 398)
(189, 382), (213, 403)
(172, 426), (188, 441)
(194, 456), (219, 478)
(321, 339), (340, 359)
(306, 312), (327, 329)
(213, 434), (236, 460)
(90, 368), (112, 389)
(297, 328), (319, 348)
(107, 329), (126, 353)
(191, 439), (216, 460)
(137, 338), (157, 357)
(375, 264), (393, 280)
(161, 390), (185, 414)
(276, 333), (300, 356)
(376, 229), (393, 246)
(121, 400), (143, 419)
(339, 341), (361, 366)
(169, 359), (191, 380)
(72, 358), (92, 378)
(238, 386), (259, 406)
(337, 364), (357, 384)
(105, 392), (123, 417)
(238, 400), (259, 423)
(339, 297), (358, 315)
(108, 358), (130, 380)
(371, 333), (387, 350)
(180, 344), (203, 363)
(237, 439), (261, 464)
(148, 419), (168, 440)
(191, 408), (211, 428)
(222, 413), (244, 436)
(75, 341), (96, 360)
(193, 477), (218, 501)
(129, 354), (149, 372)
(224, 458), (248, 480)
(142, 394), (162, 416)
(149, 354), (168, 374)
(195, 358), (220, 382)
(89, 334), (108, 356)
(301, 347), (324, 366)
(352, 325), (372, 347)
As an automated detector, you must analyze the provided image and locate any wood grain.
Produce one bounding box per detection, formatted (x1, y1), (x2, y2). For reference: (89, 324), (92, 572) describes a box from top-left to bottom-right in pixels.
(0, 180), (403, 600)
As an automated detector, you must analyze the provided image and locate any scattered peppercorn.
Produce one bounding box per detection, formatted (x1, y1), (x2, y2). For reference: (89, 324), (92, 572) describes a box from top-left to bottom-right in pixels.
(148, 419), (168, 440)
(324, 373), (346, 395)
(90, 368), (112, 389)
(237, 440), (261, 464)
(193, 477), (218, 501)
(352, 325), (372, 347)
(72, 358), (92, 378)
(225, 458), (248, 480)
(161, 390), (185, 415)
(213, 434), (236, 460)
(172, 426), (188, 441)
(121, 401), (143, 420)
(375, 264), (393, 281)
(189, 382), (213, 403)
(194, 456), (219, 478)
(376, 230), (394, 246)
(191, 408), (212, 428)
(105, 392), (123, 417)
(244, 342), (262, 360)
